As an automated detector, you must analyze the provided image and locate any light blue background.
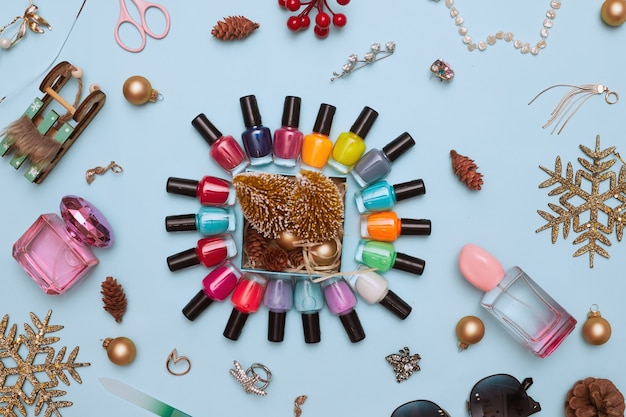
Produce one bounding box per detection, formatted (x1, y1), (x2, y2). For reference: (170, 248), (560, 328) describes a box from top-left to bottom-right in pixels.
(1, 1), (625, 416)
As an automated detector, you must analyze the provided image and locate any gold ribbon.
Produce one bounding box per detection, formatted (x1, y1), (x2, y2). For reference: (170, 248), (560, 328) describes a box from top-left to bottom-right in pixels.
(0, 2), (52, 48)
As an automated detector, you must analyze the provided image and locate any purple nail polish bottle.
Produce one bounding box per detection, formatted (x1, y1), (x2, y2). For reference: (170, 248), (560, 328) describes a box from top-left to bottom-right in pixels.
(321, 277), (365, 343)
(263, 276), (294, 342)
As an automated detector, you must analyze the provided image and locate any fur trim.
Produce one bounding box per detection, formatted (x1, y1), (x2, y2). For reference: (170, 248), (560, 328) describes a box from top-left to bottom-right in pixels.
(2, 116), (61, 164)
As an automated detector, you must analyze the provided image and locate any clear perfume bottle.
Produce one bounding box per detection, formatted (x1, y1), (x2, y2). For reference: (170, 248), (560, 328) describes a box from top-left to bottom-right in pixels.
(458, 244), (576, 358)
(12, 195), (114, 295)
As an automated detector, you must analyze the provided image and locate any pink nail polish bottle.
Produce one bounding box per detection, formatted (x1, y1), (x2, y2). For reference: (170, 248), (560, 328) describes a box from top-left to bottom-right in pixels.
(458, 244), (577, 358)
(192, 113), (250, 175)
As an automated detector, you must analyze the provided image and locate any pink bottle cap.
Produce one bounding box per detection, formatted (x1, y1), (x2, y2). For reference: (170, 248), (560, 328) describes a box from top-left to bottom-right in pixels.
(458, 244), (505, 292)
(60, 195), (113, 248)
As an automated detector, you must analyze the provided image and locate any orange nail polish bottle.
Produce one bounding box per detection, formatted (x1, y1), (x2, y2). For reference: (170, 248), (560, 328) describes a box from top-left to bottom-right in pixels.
(300, 103), (337, 171)
(359, 211), (431, 242)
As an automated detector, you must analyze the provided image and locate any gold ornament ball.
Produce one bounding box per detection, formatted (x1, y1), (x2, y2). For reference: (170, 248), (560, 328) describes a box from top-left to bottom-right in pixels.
(601, 0), (626, 26)
(275, 230), (301, 251)
(310, 240), (339, 266)
(455, 316), (485, 350)
(583, 310), (612, 345)
(103, 336), (137, 366)
(122, 75), (158, 105)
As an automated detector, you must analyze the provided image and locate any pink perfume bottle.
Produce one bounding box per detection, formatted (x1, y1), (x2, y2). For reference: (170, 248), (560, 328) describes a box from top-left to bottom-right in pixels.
(458, 244), (576, 358)
(13, 195), (114, 295)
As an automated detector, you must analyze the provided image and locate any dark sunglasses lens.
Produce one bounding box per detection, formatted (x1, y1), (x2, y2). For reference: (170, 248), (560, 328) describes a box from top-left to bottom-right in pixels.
(469, 374), (534, 417)
(392, 400), (449, 417)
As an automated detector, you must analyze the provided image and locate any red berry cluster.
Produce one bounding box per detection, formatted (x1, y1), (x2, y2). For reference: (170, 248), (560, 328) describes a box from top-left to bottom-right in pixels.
(278, 0), (350, 38)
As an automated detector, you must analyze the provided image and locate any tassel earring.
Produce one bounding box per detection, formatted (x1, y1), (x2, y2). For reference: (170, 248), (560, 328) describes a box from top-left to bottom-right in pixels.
(528, 84), (619, 135)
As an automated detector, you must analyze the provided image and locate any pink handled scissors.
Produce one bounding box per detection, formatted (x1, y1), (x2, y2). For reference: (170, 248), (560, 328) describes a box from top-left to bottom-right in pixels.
(115, 0), (170, 53)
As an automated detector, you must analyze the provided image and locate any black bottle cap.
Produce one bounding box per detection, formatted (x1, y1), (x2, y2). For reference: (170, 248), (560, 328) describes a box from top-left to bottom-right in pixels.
(182, 290), (214, 321)
(167, 248), (200, 271)
(223, 309), (249, 340)
(400, 219), (432, 236)
(393, 179), (426, 202)
(379, 289), (413, 320)
(312, 103), (336, 136)
(165, 214), (197, 232)
(240, 95), (262, 128)
(281, 96), (301, 128)
(393, 252), (426, 276)
(268, 311), (287, 343)
(301, 312), (321, 344)
(382, 132), (415, 163)
(350, 106), (378, 139)
(339, 310), (366, 343)
(192, 113), (222, 146)
(166, 177), (199, 198)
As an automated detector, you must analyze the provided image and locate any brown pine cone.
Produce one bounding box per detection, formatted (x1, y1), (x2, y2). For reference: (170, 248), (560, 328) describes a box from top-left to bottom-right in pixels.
(288, 249), (304, 269)
(263, 245), (289, 272)
(450, 149), (484, 191)
(101, 276), (127, 323)
(244, 226), (268, 268)
(211, 16), (260, 41)
(565, 377), (625, 417)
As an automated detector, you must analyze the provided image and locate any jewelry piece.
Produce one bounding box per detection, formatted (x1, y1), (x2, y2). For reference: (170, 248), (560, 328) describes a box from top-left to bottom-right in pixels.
(331, 41), (395, 81)
(528, 84), (619, 135)
(86, 160), (124, 184)
(229, 360), (272, 396)
(434, 0), (561, 55)
(294, 395), (307, 417)
(430, 59), (454, 81)
(385, 346), (421, 383)
(0, 1), (51, 50)
(166, 349), (191, 376)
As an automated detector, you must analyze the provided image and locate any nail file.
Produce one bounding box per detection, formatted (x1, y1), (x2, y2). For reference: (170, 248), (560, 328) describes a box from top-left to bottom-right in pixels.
(99, 377), (192, 417)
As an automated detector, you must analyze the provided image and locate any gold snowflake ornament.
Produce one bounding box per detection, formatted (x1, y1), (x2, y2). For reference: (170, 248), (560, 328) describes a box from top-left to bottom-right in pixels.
(536, 135), (626, 268)
(0, 310), (90, 417)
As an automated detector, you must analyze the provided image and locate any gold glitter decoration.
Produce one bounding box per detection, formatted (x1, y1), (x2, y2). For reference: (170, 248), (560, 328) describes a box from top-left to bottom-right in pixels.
(294, 395), (307, 417)
(536, 135), (626, 268)
(0, 310), (90, 417)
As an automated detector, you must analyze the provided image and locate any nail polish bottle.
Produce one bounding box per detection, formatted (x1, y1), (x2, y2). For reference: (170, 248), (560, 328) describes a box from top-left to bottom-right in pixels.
(321, 277), (365, 343)
(458, 244), (577, 358)
(346, 265), (412, 320)
(166, 176), (236, 206)
(293, 276), (325, 343)
(191, 113), (250, 175)
(327, 106), (379, 174)
(355, 239), (425, 276)
(263, 276), (294, 342)
(12, 195), (113, 295)
(165, 207), (236, 236)
(223, 272), (268, 340)
(360, 211), (431, 242)
(354, 179), (426, 214)
(182, 260), (243, 321)
(167, 234), (237, 271)
(273, 96), (304, 167)
(350, 132), (416, 188)
(239, 95), (273, 166)
(300, 103), (337, 171)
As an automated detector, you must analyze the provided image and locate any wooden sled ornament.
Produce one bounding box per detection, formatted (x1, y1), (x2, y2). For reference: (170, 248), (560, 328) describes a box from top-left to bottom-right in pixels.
(0, 61), (106, 184)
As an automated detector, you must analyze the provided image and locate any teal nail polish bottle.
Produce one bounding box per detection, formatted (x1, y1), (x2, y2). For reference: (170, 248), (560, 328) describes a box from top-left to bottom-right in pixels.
(165, 207), (236, 236)
(355, 239), (425, 276)
(354, 179), (426, 214)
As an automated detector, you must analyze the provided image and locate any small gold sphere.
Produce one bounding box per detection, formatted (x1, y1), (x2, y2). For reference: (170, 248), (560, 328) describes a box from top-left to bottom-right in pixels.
(103, 336), (137, 366)
(122, 75), (158, 105)
(601, 0), (626, 26)
(310, 240), (339, 266)
(455, 316), (485, 350)
(275, 230), (301, 251)
(582, 308), (612, 345)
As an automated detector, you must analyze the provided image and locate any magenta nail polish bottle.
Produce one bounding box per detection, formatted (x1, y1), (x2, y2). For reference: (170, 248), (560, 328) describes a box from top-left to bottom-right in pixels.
(182, 260), (243, 321)
(321, 277), (365, 343)
(167, 234), (237, 271)
(12, 195), (114, 295)
(192, 113), (250, 175)
(273, 96), (304, 167)
(458, 244), (577, 358)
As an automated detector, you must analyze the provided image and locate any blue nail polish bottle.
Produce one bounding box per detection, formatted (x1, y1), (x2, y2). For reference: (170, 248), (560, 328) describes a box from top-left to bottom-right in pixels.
(354, 179), (426, 214)
(165, 207), (236, 236)
(240, 95), (272, 166)
(293, 276), (325, 344)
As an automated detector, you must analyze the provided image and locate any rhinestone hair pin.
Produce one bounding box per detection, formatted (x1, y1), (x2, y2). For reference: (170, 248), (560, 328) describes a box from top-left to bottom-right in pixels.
(331, 41), (396, 81)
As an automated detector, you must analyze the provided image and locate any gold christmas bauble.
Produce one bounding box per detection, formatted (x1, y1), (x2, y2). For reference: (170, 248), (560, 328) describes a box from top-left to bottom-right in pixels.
(310, 240), (339, 266)
(582, 307), (612, 345)
(103, 336), (137, 366)
(275, 230), (301, 251)
(455, 316), (485, 350)
(122, 76), (159, 105)
(601, 0), (626, 26)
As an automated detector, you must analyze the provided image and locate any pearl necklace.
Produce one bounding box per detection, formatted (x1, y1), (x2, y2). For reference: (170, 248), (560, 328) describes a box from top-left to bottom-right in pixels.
(439, 0), (562, 55)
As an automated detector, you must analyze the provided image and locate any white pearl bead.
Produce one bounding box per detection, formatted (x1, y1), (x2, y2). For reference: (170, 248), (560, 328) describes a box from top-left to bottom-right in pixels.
(487, 35), (496, 45)
(89, 83), (100, 93)
(544, 19), (553, 28)
(450, 7), (458, 17)
(531, 46), (540, 55)
(540, 28), (549, 38)
(467, 43), (476, 51)
(462, 35), (472, 44)
(455, 16), (464, 25)
(546, 10), (556, 19)
(0, 38), (11, 49)
(514, 40), (522, 48)
(521, 43), (530, 53)
(550, 0), (561, 9)
(445, 0), (454, 7)
(458, 26), (468, 35)
(495, 31), (504, 39)
(478, 41), (487, 50)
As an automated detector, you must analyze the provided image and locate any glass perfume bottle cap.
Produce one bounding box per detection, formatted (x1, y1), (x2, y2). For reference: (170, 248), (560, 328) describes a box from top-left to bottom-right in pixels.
(458, 244), (506, 291)
(60, 195), (113, 248)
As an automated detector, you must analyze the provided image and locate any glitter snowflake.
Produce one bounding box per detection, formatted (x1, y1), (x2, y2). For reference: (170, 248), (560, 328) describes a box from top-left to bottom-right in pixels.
(0, 310), (90, 417)
(385, 346), (421, 383)
(536, 135), (626, 268)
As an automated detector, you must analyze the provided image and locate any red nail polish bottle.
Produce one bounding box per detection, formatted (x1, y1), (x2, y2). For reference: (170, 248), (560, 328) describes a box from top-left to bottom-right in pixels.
(223, 272), (268, 340)
(167, 234), (237, 271)
(166, 176), (236, 206)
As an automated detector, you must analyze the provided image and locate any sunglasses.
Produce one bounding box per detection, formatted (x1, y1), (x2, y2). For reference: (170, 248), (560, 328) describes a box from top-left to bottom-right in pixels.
(391, 400), (451, 417)
(467, 374), (541, 417)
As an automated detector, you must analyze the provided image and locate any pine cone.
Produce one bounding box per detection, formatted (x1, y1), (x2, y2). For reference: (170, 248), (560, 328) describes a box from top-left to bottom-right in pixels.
(211, 16), (260, 41)
(450, 149), (484, 191)
(244, 226), (268, 268)
(263, 245), (289, 272)
(101, 276), (127, 323)
(288, 249), (304, 269)
(565, 377), (625, 417)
